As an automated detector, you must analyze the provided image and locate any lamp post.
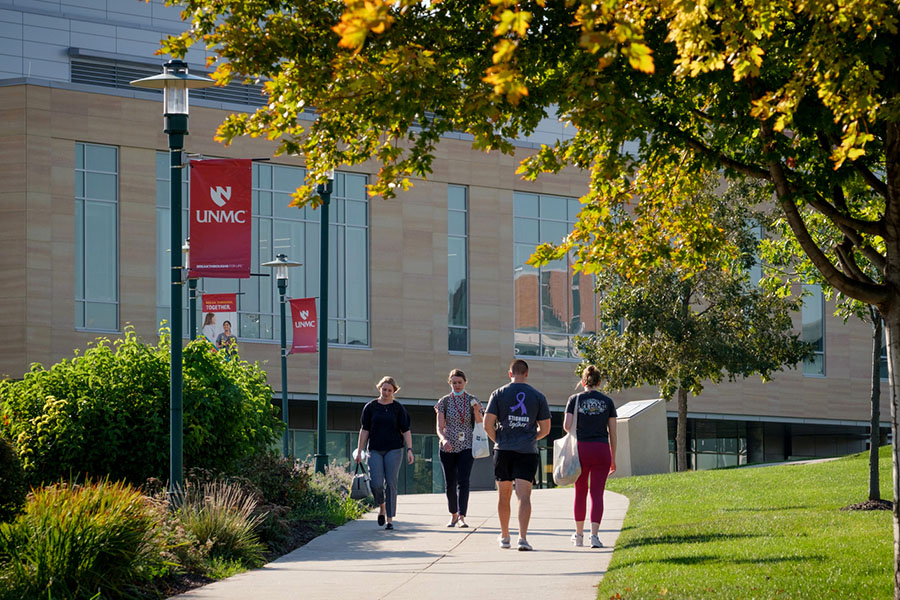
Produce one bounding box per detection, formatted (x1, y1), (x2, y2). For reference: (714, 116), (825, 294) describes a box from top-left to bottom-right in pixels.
(131, 60), (213, 500)
(262, 253), (302, 458)
(316, 172), (334, 474)
(182, 239), (198, 340)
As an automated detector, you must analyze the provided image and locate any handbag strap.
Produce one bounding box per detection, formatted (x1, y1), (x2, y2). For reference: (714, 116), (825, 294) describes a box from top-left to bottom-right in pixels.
(571, 394), (580, 439)
(355, 461), (366, 475)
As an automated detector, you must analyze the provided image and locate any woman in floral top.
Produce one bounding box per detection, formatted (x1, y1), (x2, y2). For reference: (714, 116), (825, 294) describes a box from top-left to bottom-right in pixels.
(435, 369), (483, 528)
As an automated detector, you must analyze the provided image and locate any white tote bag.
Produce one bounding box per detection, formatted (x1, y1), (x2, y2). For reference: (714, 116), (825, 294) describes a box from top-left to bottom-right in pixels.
(552, 397), (581, 486)
(472, 421), (490, 459)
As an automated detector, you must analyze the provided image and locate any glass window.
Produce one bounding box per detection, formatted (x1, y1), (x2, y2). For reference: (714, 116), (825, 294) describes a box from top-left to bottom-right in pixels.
(749, 225), (763, 286)
(801, 284), (825, 376)
(448, 185), (469, 353)
(513, 192), (598, 359)
(75, 142), (118, 331)
(157, 159), (370, 346)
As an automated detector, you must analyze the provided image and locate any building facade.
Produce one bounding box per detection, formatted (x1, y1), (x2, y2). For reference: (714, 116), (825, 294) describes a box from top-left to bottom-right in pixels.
(0, 0), (888, 491)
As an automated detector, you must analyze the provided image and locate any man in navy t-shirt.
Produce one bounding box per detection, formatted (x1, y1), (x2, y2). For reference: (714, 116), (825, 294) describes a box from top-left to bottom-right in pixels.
(484, 359), (551, 551)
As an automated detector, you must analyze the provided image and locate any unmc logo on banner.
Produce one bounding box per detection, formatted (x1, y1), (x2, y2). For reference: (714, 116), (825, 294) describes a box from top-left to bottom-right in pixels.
(189, 159), (252, 278)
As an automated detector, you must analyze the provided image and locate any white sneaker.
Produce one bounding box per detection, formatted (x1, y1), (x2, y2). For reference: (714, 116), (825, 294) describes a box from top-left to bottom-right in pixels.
(571, 533), (584, 547)
(498, 535), (511, 549)
(590, 534), (603, 548)
(517, 538), (533, 551)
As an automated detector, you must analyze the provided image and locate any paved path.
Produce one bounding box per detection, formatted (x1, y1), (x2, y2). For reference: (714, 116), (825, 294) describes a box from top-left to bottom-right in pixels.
(171, 487), (629, 600)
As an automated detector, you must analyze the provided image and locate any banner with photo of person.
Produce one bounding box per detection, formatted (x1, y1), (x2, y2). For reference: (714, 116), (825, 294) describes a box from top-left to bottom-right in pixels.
(289, 297), (318, 354)
(201, 293), (238, 356)
(189, 158), (252, 278)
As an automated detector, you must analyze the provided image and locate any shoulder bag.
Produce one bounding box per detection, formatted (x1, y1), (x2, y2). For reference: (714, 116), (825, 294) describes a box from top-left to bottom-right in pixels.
(552, 396), (582, 486)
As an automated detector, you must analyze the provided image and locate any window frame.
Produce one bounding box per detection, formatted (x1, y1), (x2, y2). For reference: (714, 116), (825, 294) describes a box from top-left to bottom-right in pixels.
(75, 141), (119, 332)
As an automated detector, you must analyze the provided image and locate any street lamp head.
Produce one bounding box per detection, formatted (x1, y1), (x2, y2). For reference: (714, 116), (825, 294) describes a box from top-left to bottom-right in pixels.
(130, 59), (215, 116)
(262, 253), (302, 283)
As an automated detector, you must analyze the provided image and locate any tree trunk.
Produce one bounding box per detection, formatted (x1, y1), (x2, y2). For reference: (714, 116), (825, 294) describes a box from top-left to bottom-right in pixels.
(882, 309), (900, 600)
(676, 387), (688, 472)
(871, 307), (883, 501)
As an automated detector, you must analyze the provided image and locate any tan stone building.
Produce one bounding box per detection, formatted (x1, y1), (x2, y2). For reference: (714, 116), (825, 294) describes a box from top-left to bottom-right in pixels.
(0, 0), (888, 491)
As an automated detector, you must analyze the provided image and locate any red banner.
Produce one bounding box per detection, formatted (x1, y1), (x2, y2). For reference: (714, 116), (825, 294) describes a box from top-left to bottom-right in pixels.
(189, 159), (252, 278)
(202, 293), (236, 313)
(290, 298), (318, 354)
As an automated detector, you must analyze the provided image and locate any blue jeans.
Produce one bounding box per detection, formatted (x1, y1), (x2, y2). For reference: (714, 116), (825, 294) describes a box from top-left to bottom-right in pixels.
(439, 450), (474, 516)
(368, 448), (403, 518)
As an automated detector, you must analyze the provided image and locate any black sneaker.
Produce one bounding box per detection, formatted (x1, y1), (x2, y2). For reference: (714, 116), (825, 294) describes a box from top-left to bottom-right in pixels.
(378, 514), (385, 526)
(385, 522), (394, 530)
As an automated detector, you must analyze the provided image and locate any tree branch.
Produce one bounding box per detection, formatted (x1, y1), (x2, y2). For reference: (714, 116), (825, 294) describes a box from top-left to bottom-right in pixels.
(835, 238), (877, 285)
(762, 125), (888, 306)
(805, 189), (885, 237)
(678, 133), (771, 180)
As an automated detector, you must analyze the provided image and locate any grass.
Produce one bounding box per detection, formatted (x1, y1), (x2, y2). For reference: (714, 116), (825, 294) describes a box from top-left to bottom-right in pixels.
(600, 446), (892, 600)
(0, 480), (166, 600)
(178, 481), (267, 568)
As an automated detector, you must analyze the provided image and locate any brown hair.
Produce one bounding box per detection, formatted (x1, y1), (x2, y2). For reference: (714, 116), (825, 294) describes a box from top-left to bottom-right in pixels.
(509, 359), (529, 375)
(448, 369), (467, 382)
(376, 376), (400, 394)
(203, 313), (215, 326)
(581, 365), (602, 388)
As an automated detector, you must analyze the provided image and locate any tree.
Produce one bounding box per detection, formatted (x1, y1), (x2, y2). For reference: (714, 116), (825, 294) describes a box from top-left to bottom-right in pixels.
(161, 0), (900, 592)
(579, 182), (811, 471)
(0, 328), (282, 486)
(762, 208), (888, 502)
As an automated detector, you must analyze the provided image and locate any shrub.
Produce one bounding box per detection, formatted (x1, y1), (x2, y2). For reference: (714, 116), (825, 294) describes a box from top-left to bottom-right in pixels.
(0, 327), (283, 487)
(177, 481), (266, 569)
(0, 434), (26, 522)
(0, 480), (167, 600)
(234, 452), (311, 510)
(295, 462), (370, 525)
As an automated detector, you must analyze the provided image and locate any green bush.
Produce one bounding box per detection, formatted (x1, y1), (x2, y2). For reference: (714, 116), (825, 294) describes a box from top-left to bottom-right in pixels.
(0, 434), (26, 522)
(234, 452), (311, 510)
(0, 480), (167, 600)
(0, 327), (283, 487)
(177, 481), (266, 568)
(295, 462), (370, 525)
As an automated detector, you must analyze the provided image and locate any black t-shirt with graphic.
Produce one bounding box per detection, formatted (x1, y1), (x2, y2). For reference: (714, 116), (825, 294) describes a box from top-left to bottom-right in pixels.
(486, 382), (551, 454)
(565, 390), (617, 442)
(361, 399), (411, 451)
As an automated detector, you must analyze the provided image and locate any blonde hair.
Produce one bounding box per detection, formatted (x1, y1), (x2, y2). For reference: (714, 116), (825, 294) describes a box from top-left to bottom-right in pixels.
(581, 365), (602, 388)
(376, 376), (400, 394)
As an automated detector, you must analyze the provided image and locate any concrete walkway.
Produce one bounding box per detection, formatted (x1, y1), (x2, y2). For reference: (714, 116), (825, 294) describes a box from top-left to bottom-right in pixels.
(171, 487), (629, 600)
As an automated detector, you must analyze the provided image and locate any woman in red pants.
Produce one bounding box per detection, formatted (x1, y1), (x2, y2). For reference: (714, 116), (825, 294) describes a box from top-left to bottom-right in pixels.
(563, 365), (617, 548)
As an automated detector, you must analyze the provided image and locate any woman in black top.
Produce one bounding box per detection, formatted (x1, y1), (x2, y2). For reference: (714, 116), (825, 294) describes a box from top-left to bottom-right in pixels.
(355, 376), (413, 530)
(563, 365), (617, 549)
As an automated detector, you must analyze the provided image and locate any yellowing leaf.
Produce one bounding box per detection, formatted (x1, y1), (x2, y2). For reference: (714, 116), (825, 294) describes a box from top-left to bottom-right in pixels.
(496, 9), (531, 37)
(626, 42), (654, 73)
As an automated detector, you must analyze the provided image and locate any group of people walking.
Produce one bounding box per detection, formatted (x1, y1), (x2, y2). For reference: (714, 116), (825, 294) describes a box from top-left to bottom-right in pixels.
(353, 359), (618, 551)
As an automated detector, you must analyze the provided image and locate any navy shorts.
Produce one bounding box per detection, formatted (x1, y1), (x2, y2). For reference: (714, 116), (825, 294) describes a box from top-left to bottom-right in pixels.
(493, 450), (540, 482)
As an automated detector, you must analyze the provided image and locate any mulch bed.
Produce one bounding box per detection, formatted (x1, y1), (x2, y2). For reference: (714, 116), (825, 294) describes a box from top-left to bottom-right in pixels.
(840, 499), (893, 511)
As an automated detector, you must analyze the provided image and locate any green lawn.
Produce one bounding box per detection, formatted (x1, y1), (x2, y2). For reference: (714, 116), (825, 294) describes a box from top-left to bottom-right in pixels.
(601, 446), (892, 599)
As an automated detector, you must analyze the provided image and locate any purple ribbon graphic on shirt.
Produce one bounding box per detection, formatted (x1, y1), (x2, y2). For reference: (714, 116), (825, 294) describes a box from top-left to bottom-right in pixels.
(510, 391), (527, 415)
